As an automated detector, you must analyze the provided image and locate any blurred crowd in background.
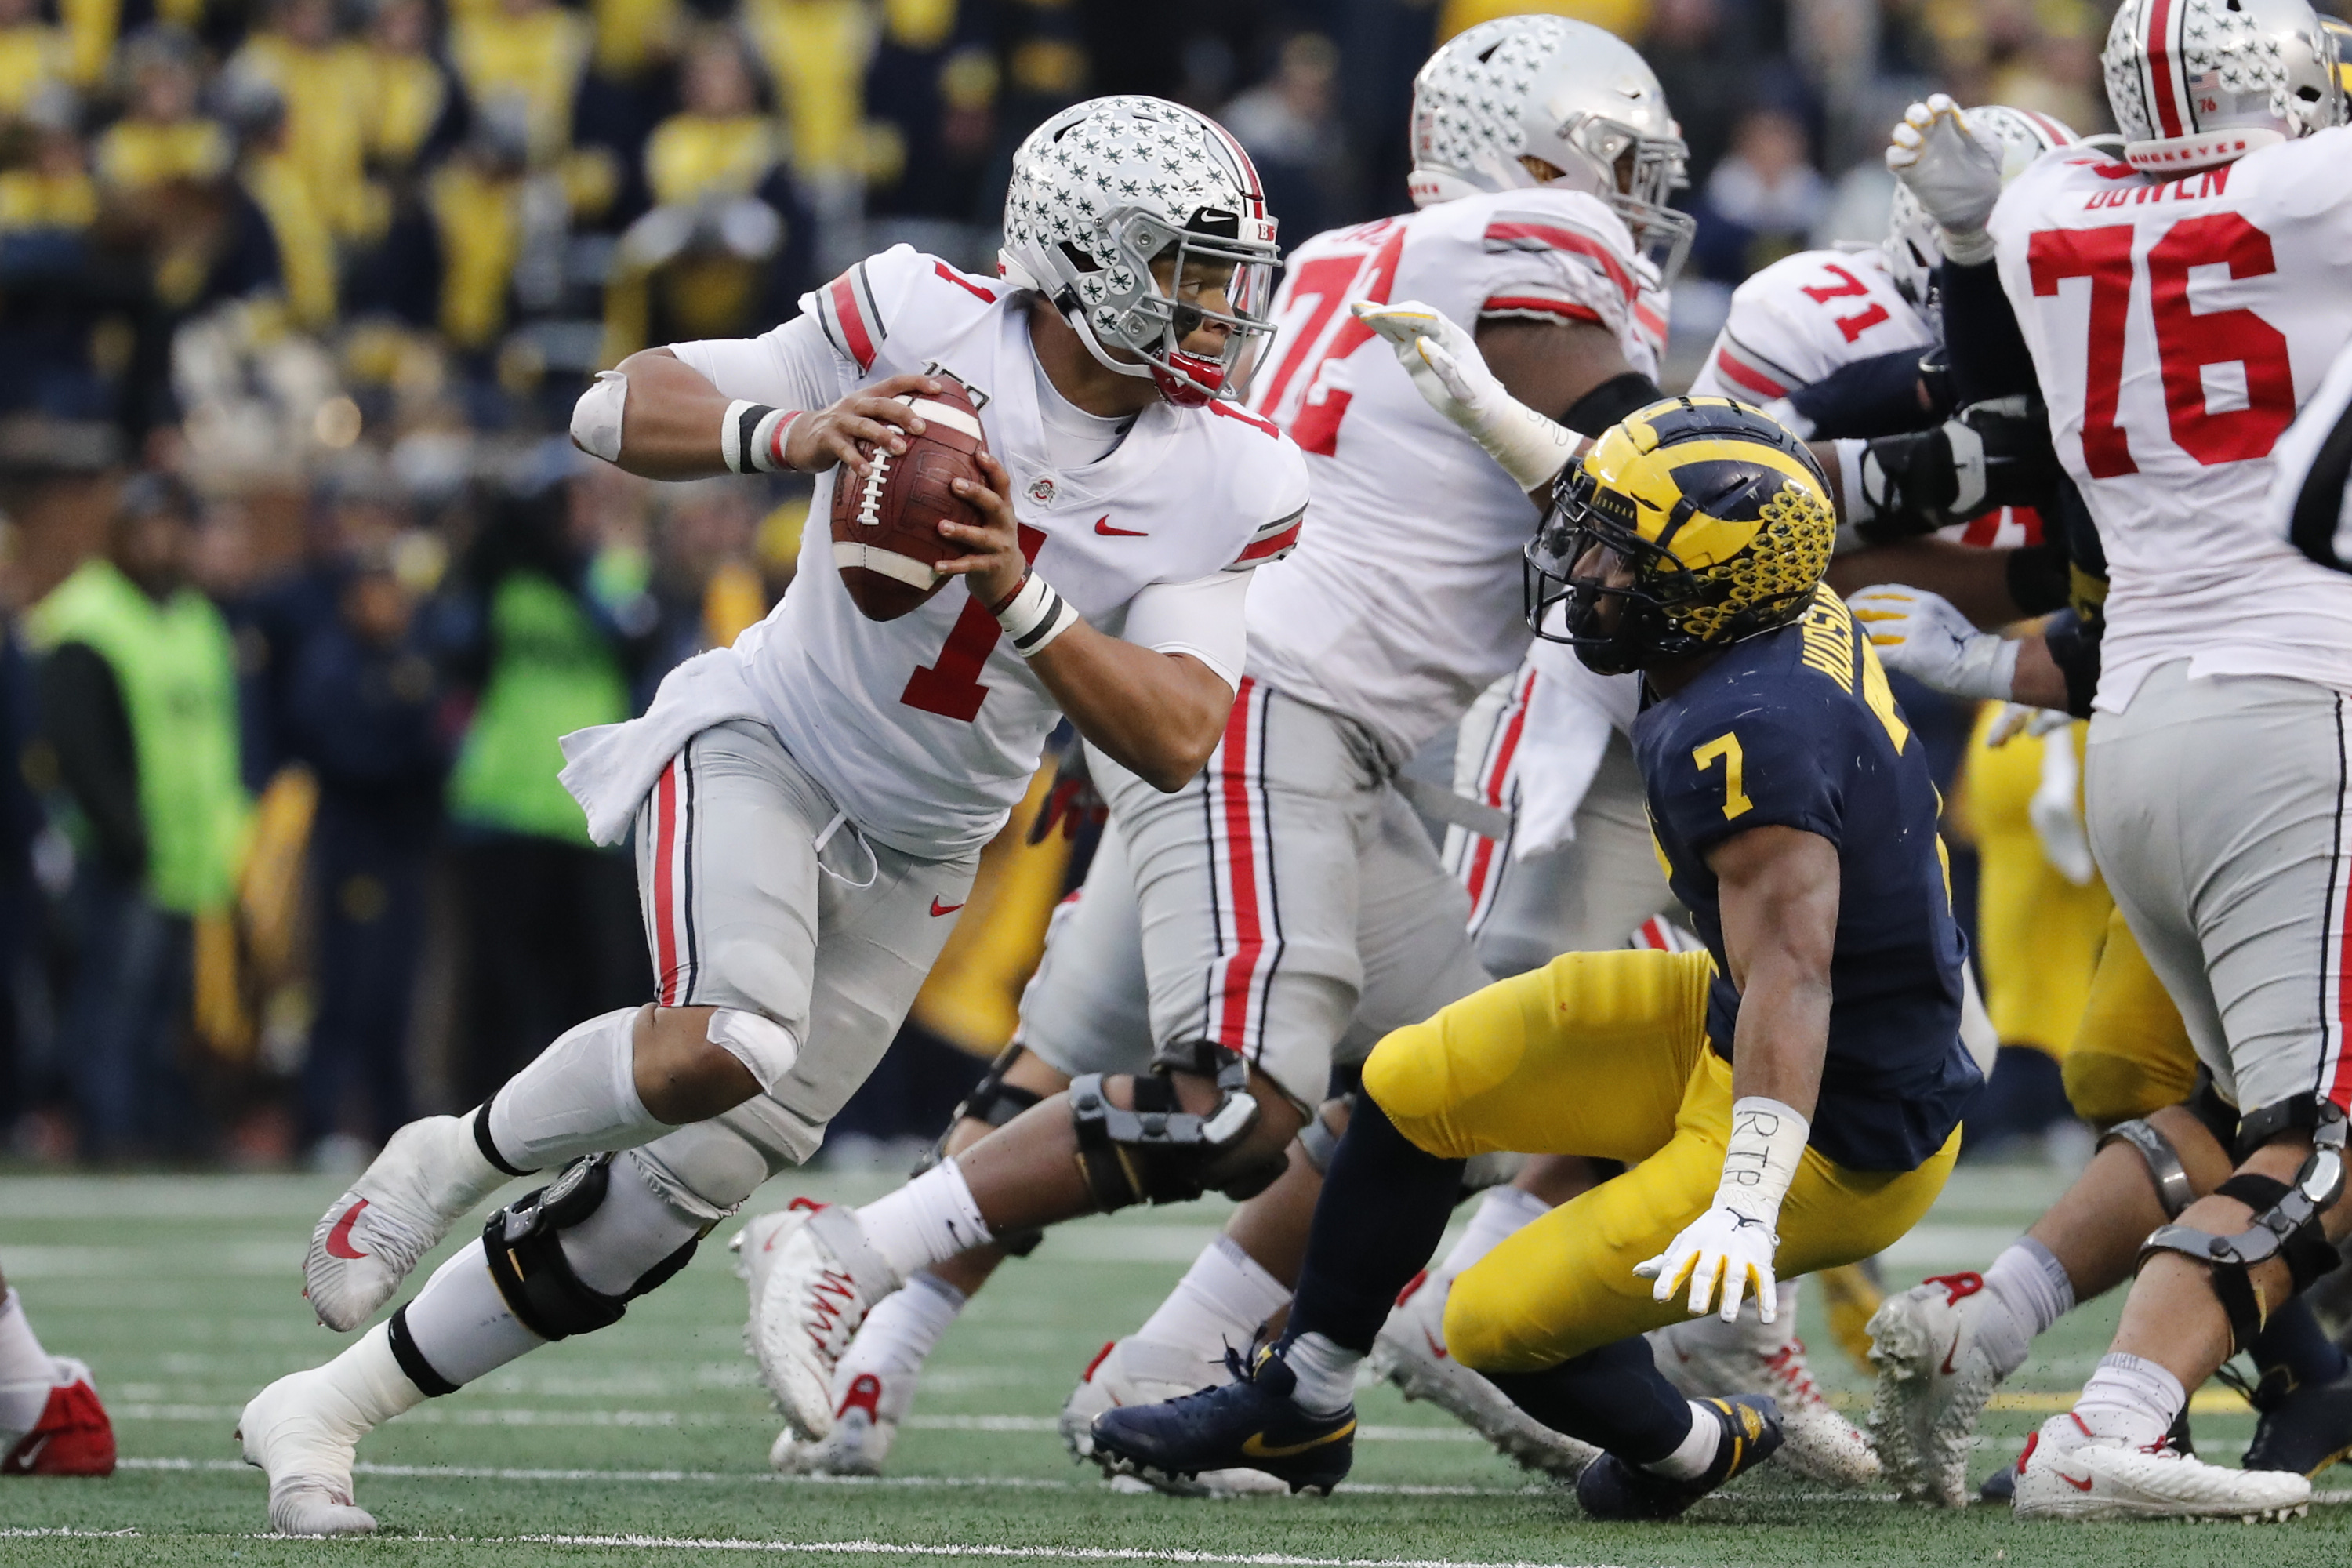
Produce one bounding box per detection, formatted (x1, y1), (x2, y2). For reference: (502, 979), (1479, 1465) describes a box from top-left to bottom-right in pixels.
(0, 0), (2218, 1170)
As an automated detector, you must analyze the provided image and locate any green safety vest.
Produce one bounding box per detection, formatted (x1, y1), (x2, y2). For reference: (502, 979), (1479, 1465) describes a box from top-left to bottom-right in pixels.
(27, 557), (248, 914)
(447, 571), (630, 844)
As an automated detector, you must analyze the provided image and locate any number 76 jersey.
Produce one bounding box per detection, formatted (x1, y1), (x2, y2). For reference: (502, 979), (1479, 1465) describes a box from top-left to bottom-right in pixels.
(1987, 134), (2352, 712)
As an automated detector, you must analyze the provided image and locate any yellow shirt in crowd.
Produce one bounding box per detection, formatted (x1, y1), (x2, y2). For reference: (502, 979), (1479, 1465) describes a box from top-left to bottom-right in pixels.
(644, 112), (779, 205)
(95, 117), (232, 190)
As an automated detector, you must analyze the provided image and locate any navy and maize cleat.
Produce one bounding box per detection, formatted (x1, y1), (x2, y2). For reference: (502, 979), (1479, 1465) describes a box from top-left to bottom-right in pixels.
(1574, 1394), (1782, 1521)
(2243, 1359), (2352, 1478)
(1086, 1345), (1356, 1496)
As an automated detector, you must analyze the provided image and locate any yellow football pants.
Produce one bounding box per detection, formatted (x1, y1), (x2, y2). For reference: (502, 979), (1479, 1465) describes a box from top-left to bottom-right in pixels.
(2060, 904), (2201, 1125)
(1361, 947), (1959, 1374)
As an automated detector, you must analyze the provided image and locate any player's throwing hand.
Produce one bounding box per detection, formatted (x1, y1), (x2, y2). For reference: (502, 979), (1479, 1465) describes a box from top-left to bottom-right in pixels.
(782, 373), (947, 478)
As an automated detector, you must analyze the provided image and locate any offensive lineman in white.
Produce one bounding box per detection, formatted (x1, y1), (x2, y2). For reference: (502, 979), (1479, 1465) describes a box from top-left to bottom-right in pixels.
(1886, 0), (2352, 1521)
(742, 14), (1733, 1472)
(232, 95), (1309, 1537)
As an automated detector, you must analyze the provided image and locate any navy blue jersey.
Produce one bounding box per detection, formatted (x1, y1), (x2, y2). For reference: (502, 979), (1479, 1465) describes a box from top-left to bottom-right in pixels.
(1633, 586), (1980, 1172)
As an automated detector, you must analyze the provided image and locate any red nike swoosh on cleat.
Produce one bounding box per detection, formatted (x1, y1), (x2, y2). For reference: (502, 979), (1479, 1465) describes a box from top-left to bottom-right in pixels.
(931, 898), (964, 916)
(325, 1200), (371, 1260)
(1421, 1327), (1450, 1362)
(1094, 517), (1149, 537)
(1940, 1334), (1962, 1377)
(2061, 1472), (2094, 1492)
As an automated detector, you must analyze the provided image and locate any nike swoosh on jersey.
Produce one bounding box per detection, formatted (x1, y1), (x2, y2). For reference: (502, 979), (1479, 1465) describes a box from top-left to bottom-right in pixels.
(1094, 517), (1149, 537)
(1240, 1420), (1356, 1459)
(325, 1200), (372, 1260)
(931, 898), (965, 917)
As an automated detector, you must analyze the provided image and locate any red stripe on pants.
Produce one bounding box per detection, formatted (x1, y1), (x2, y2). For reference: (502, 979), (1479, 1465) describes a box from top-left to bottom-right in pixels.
(652, 759), (680, 1005)
(1214, 681), (1265, 1047)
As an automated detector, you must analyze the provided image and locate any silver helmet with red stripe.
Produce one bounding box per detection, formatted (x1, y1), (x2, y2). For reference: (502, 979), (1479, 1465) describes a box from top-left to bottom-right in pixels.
(1882, 104), (2078, 306)
(2103, 0), (2343, 175)
(1406, 15), (1694, 281)
(998, 95), (1280, 408)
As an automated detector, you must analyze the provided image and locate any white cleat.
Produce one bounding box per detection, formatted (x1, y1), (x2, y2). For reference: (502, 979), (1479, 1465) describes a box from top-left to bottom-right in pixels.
(741, 1200), (903, 1442)
(1866, 1272), (2001, 1507)
(236, 1370), (379, 1537)
(1370, 1270), (1599, 1480)
(305, 1115), (507, 1333)
(1653, 1298), (1878, 1487)
(771, 1368), (911, 1476)
(2012, 1411), (2311, 1521)
(1059, 1336), (1288, 1497)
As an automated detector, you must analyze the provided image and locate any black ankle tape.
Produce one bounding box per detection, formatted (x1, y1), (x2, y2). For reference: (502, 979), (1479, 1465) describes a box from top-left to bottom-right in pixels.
(473, 1105), (532, 1178)
(385, 1305), (459, 1397)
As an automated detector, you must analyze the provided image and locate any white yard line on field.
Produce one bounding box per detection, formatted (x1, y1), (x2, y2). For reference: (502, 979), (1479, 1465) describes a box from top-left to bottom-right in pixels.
(111, 1456), (1529, 1498)
(8, 1529), (1644, 1567)
(110, 1406), (1483, 1441)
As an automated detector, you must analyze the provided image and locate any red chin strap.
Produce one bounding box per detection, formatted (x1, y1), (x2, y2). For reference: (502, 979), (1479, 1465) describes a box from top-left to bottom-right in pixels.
(1152, 350), (1227, 408)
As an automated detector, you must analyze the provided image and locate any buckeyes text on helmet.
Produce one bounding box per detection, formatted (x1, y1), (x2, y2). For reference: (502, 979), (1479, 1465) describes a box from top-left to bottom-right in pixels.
(997, 95), (1282, 408)
(1407, 14), (1697, 281)
(1881, 104), (2079, 308)
(2102, 0), (2345, 176)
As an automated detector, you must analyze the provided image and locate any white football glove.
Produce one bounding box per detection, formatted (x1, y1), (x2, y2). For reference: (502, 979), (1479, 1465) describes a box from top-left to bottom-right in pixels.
(1635, 1095), (1807, 1323)
(1846, 583), (2020, 700)
(1637, 1200), (1784, 1323)
(1886, 95), (2004, 264)
(1351, 299), (1581, 492)
(2030, 720), (2096, 887)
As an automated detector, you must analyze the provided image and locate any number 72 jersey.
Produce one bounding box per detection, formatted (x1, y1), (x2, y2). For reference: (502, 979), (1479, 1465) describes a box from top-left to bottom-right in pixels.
(1987, 134), (2352, 711)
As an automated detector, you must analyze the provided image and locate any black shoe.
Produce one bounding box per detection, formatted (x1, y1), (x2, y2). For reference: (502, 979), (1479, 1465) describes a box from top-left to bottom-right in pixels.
(1087, 1345), (1356, 1496)
(1574, 1396), (1781, 1521)
(2245, 1359), (2352, 1476)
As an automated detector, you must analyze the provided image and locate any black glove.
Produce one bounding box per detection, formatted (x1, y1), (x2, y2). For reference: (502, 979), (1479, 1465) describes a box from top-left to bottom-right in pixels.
(1852, 396), (2060, 542)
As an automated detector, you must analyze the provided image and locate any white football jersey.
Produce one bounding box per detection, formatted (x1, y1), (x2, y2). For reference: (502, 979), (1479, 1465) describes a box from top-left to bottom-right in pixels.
(675, 245), (1310, 856)
(1990, 135), (2352, 710)
(1690, 246), (2037, 550)
(1690, 246), (1931, 405)
(1240, 186), (1668, 764)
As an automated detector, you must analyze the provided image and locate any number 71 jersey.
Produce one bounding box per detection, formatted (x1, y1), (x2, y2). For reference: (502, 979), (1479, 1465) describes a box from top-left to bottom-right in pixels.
(1987, 134), (2352, 710)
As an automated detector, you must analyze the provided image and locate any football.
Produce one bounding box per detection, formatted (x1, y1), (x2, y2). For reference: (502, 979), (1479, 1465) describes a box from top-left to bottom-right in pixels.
(829, 372), (993, 621)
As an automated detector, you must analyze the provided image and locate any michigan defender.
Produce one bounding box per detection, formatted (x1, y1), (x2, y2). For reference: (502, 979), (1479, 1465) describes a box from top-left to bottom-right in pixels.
(1869, 0), (2352, 1519)
(1087, 397), (1977, 1518)
(232, 95), (1308, 1536)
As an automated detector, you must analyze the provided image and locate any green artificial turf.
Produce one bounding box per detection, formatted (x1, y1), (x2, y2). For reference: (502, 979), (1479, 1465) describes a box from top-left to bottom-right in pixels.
(1, 1163), (2344, 1567)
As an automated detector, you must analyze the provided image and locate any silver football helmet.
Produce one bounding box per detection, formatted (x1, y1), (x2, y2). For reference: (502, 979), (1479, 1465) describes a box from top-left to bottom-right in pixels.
(998, 95), (1279, 408)
(2103, 0), (2343, 174)
(1882, 105), (2078, 307)
(1406, 14), (1694, 281)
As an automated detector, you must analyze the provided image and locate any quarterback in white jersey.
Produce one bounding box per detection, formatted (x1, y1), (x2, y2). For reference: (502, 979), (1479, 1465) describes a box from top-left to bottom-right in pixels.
(746, 13), (1771, 1488)
(1886, 0), (2352, 1523)
(232, 95), (1306, 1537)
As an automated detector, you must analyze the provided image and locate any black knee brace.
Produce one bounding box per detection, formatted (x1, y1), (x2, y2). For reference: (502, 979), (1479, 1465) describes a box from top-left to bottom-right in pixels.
(911, 1044), (1046, 1257)
(2136, 1105), (2347, 1353)
(1069, 1043), (1283, 1210)
(480, 1155), (702, 1341)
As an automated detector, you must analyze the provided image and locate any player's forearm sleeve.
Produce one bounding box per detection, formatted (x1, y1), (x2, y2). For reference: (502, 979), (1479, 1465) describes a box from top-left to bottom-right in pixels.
(1935, 258), (2038, 409)
(1120, 571), (1249, 692)
(670, 313), (848, 414)
(1785, 348), (1947, 441)
(1561, 372), (1663, 444)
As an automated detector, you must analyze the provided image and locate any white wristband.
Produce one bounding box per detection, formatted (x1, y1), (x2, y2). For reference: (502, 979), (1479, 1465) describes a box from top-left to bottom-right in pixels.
(993, 571), (1081, 656)
(1938, 225), (1997, 267)
(1479, 398), (1585, 493)
(721, 400), (801, 474)
(1717, 1096), (1810, 1229)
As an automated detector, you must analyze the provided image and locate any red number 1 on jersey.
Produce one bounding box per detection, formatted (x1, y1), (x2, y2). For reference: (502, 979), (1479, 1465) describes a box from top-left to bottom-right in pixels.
(900, 524), (1048, 722)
